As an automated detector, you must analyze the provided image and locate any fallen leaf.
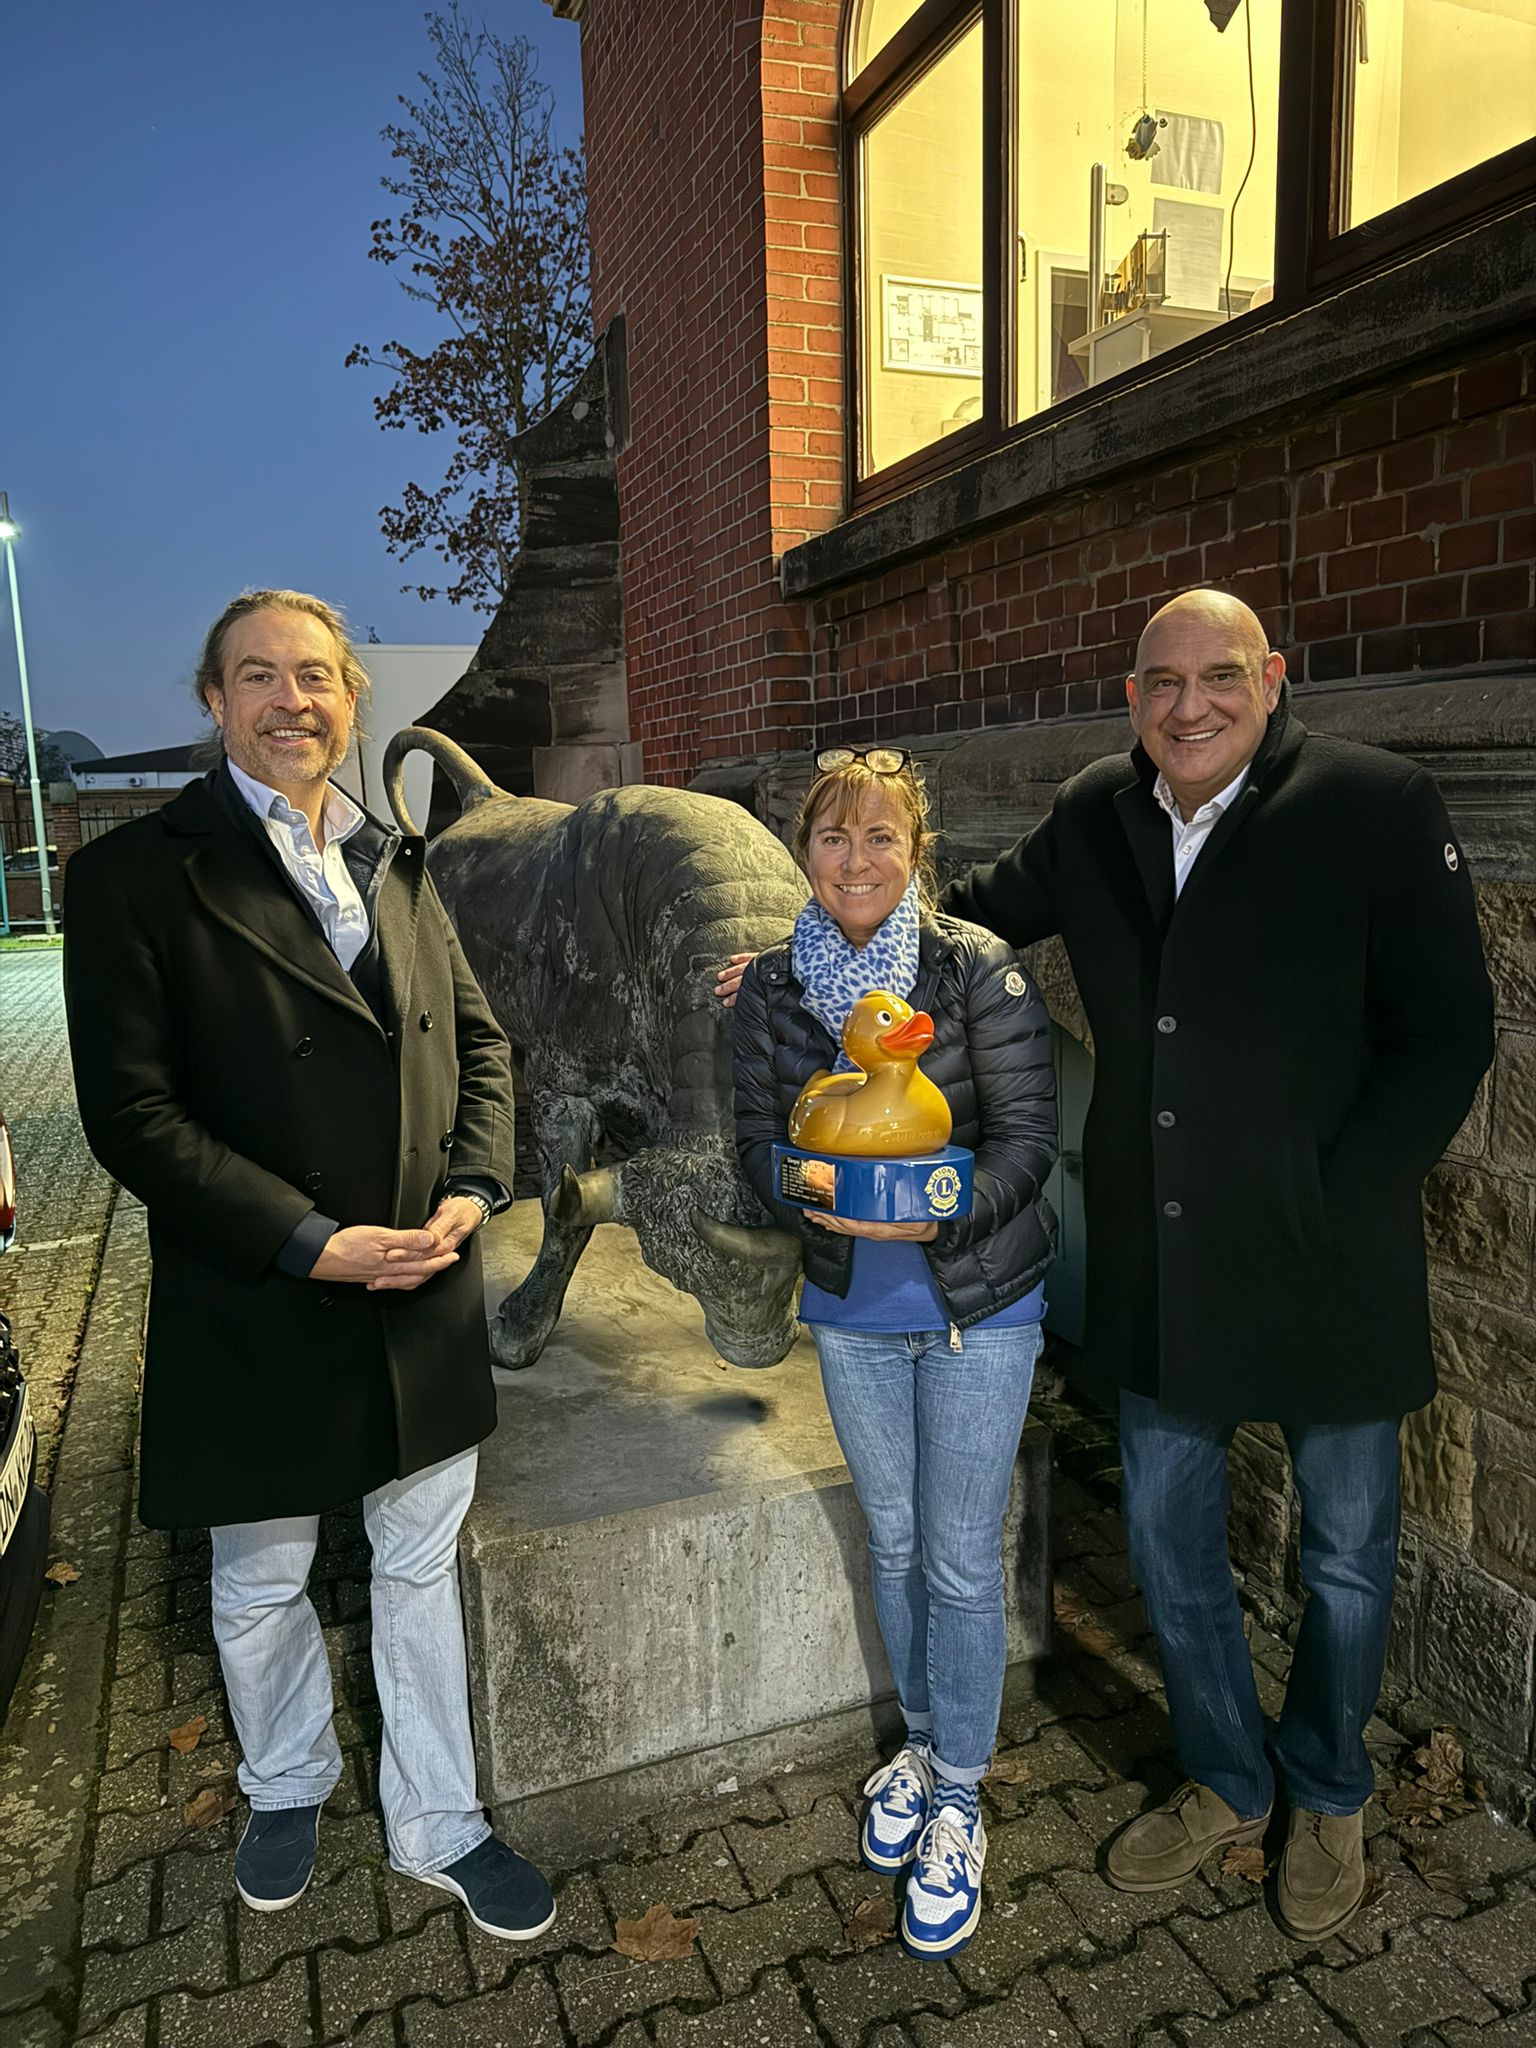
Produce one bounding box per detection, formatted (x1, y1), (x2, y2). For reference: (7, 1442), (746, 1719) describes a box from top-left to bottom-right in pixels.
(182, 1785), (236, 1829)
(1220, 1843), (1268, 1883)
(1385, 1723), (1477, 1828)
(1415, 1727), (1466, 1800)
(167, 1715), (208, 1756)
(43, 1561), (81, 1586)
(985, 1753), (1033, 1785)
(1052, 1585), (1093, 1629)
(1400, 1837), (1465, 1893)
(611, 1903), (699, 1962)
(1074, 1624), (1120, 1658)
(844, 1894), (897, 1951)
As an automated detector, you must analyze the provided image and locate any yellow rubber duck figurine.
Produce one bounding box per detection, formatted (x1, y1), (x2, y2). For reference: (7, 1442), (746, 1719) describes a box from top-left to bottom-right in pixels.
(788, 990), (953, 1158)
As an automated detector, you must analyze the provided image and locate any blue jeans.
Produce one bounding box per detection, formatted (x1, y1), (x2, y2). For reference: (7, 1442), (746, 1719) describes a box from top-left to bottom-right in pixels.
(210, 1449), (489, 1876)
(810, 1321), (1042, 1783)
(1119, 1391), (1401, 1818)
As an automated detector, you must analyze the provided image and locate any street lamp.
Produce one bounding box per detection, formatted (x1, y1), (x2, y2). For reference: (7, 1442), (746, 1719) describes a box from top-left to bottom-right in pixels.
(0, 492), (56, 935)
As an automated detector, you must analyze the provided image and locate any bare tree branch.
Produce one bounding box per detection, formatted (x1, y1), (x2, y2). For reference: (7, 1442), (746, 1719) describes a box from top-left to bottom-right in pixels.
(346, 4), (590, 610)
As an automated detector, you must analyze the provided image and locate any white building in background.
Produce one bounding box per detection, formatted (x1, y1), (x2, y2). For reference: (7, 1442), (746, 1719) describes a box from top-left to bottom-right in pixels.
(337, 643), (476, 834)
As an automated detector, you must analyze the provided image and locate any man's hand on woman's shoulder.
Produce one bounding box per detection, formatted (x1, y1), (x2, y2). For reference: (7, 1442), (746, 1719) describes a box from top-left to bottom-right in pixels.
(714, 952), (757, 1008)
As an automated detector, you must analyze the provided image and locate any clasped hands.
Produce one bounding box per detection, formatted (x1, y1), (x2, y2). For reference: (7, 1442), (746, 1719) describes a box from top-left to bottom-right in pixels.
(310, 1195), (488, 1293)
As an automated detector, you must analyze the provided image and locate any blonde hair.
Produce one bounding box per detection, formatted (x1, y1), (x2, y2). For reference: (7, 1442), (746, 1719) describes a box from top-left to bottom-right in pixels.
(192, 589), (372, 737)
(792, 760), (937, 906)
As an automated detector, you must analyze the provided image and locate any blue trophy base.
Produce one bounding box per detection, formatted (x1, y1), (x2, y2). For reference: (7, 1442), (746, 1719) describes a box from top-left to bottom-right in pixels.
(772, 1143), (973, 1223)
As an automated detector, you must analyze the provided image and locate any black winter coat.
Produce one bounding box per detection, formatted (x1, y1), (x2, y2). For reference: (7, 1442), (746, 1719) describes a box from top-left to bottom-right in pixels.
(732, 915), (1059, 1328)
(943, 696), (1494, 1423)
(62, 773), (514, 1528)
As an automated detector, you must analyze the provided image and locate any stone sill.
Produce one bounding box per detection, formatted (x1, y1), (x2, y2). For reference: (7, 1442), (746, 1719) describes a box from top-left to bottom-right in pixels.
(781, 202), (1536, 601)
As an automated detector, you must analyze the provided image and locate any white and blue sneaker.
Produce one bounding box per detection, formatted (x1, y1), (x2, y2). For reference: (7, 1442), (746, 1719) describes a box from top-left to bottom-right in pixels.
(860, 1742), (935, 1871)
(900, 1800), (988, 1957)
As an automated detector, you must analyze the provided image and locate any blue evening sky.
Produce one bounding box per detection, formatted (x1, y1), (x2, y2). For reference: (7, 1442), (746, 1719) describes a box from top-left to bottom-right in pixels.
(0, 1), (583, 758)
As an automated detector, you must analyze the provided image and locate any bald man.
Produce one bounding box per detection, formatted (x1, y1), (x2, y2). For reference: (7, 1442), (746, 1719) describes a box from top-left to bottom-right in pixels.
(941, 589), (1493, 1937)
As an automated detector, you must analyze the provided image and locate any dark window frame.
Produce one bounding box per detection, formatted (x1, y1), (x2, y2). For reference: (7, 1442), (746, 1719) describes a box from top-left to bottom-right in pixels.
(841, 0), (1536, 513)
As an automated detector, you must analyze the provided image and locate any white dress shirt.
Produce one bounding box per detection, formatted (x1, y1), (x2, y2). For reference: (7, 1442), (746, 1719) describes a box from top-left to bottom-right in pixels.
(1153, 765), (1251, 898)
(226, 761), (371, 970)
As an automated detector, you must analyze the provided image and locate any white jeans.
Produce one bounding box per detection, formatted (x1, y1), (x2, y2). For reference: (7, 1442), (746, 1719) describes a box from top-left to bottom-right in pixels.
(209, 1449), (490, 1876)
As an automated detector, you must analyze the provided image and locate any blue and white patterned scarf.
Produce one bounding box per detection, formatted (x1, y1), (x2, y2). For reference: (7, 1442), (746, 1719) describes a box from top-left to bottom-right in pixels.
(791, 878), (922, 1072)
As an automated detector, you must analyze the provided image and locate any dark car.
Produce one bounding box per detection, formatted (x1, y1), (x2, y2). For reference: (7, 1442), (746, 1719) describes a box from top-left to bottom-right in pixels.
(0, 1113), (50, 1722)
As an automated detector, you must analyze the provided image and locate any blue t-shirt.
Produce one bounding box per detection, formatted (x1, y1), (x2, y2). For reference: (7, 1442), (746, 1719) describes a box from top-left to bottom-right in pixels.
(800, 1238), (1044, 1334)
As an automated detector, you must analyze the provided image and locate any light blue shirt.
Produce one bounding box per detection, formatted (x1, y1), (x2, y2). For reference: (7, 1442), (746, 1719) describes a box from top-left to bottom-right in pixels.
(227, 761), (371, 971)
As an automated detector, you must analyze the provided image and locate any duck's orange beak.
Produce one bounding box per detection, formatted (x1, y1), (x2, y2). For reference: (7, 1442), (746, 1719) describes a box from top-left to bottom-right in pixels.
(879, 1009), (934, 1056)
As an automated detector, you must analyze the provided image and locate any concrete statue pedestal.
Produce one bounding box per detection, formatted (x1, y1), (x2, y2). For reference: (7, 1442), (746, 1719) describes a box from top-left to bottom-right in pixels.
(463, 1201), (1051, 1859)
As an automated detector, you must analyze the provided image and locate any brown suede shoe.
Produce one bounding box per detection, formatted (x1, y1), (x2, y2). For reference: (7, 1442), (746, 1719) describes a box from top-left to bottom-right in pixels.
(1275, 1806), (1367, 1941)
(1106, 1781), (1270, 1893)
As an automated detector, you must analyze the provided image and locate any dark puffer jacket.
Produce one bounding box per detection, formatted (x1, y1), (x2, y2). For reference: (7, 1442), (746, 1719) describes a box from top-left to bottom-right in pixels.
(732, 913), (1059, 1329)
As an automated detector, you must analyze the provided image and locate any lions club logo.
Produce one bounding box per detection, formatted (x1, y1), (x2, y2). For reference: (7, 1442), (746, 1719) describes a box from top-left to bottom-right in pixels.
(925, 1164), (963, 1217)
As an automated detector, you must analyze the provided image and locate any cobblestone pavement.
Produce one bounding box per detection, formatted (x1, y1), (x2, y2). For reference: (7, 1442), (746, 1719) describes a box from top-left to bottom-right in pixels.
(0, 947), (116, 1487)
(7, 1444), (1534, 2047)
(0, 955), (1532, 2045)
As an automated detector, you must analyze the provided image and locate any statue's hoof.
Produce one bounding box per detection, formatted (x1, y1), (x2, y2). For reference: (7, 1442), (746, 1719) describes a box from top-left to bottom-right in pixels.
(489, 1313), (549, 1372)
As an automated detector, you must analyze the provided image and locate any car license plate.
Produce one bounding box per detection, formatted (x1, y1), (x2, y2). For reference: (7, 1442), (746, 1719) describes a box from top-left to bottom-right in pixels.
(0, 1379), (34, 1558)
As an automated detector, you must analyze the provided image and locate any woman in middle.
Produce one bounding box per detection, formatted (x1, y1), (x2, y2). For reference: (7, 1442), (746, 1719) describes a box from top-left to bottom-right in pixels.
(731, 748), (1058, 1960)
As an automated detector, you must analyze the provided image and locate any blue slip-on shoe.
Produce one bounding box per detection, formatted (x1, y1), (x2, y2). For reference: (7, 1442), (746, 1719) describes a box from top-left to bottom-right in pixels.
(409, 1834), (557, 1941)
(861, 1743), (935, 1871)
(900, 1802), (988, 1957)
(235, 1803), (323, 1913)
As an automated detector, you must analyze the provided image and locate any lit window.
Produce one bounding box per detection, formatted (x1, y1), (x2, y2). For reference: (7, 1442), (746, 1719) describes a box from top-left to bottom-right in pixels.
(840, 0), (1534, 502)
(1016, 3), (1281, 421)
(1343, 0), (1536, 229)
(858, 20), (985, 476)
(846, 0), (929, 78)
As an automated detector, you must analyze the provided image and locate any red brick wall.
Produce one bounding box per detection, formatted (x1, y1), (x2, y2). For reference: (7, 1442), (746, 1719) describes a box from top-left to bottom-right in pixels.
(580, 0), (841, 783)
(810, 343), (1535, 740)
(0, 787), (79, 927)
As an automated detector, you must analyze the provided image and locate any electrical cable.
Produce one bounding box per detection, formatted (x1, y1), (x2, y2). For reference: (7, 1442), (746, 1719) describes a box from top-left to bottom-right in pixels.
(1224, 0), (1258, 319)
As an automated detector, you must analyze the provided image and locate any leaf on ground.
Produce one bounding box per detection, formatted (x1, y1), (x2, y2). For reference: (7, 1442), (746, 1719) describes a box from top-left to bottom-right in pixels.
(1051, 1582), (1121, 1658)
(167, 1714), (208, 1755)
(985, 1753), (1033, 1785)
(1074, 1623), (1121, 1658)
(182, 1785), (236, 1829)
(1052, 1584), (1093, 1629)
(1415, 1727), (1467, 1799)
(1220, 1843), (1268, 1883)
(43, 1561), (81, 1586)
(845, 1894), (897, 1951)
(611, 1903), (699, 1962)
(1386, 1723), (1477, 1827)
(1400, 1836), (1464, 1893)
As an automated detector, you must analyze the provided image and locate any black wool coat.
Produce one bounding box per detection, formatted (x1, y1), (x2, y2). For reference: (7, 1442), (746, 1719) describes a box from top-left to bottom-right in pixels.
(63, 773), (514, 1527)
(943, 698), (1494, 1423)
(733, 915), (1059, 1328)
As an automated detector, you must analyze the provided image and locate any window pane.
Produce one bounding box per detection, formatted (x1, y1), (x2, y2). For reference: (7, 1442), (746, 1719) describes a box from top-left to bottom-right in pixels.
(1014, 1), (1281, 423)
(847, 0), (930, 82)
(1345, 0), (1536, 229)
(858, 23), (984, 477)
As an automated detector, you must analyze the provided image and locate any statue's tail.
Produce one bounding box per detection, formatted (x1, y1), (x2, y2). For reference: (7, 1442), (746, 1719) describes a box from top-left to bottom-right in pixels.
(383, 726), (502, 837)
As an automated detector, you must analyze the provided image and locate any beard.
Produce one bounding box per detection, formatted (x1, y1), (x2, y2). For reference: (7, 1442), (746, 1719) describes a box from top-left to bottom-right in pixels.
(232, 717), (352, 789)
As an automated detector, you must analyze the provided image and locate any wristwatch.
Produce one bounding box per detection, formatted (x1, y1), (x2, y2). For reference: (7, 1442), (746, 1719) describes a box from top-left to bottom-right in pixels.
(460, 1190), (494, 1228)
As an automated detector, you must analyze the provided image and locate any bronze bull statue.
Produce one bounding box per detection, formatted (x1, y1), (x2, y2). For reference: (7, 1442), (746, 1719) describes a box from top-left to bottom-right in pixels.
(385, 729), (808, 1369)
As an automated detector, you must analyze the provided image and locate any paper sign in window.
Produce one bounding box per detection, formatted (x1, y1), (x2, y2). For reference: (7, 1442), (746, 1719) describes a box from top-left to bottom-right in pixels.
(1153, 113), (1226, 197)
(1152, 198), (1226, 312)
